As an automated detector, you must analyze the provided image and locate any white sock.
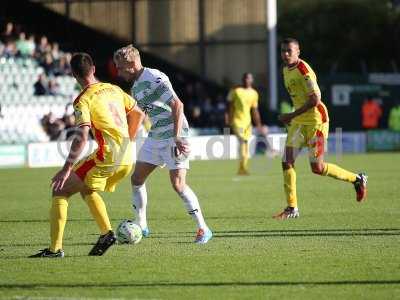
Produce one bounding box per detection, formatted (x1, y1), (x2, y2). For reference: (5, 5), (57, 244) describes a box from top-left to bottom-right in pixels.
(178, 185), (208, 230)
(132, 184), (148, 229)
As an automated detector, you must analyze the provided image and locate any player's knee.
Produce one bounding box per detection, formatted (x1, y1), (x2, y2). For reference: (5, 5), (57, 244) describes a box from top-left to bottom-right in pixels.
(171, 180), (185, 194)
(52, 189), (70, 198)
(131, 173), (145, 186)
(311, 163), (324, 175)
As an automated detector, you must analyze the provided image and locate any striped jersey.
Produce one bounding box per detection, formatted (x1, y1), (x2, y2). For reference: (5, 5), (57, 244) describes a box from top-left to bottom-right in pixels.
(131, 68), (189, 140)
(283, 59), (329, 125)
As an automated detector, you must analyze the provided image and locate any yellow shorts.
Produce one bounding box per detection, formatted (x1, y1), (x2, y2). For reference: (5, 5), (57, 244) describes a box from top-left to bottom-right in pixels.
(73, 153), (132, 192)
(285, 122), (329, 158)
(232, 124), (252, 142)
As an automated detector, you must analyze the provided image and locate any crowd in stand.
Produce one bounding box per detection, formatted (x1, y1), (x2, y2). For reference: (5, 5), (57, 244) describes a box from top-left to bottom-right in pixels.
(171, 74), (227, 129)
(1, 21), (229, 141)
(40, 104), (78, 141)
(1, 22), (76, 140)
(0, 22), (72, 98)
(0, 22), (72, 76)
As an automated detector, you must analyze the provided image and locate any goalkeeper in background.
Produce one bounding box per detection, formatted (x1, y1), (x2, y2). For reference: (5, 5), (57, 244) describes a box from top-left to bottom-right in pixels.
(226, 72), (268, 175)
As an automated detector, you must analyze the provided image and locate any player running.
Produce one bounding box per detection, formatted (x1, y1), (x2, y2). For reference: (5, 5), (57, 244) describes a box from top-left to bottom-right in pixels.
(30, 52), (144, 257)
(274, 38), (367, 219)
(226, 72), (269, 175)
(113, 45), (212, 244)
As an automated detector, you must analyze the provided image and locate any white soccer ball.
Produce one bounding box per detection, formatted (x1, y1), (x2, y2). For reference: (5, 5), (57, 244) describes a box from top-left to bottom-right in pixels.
(116, 220), (143, 244)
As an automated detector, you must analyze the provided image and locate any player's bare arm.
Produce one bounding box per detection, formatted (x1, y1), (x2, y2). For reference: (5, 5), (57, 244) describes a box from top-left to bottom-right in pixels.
(251, 107), (267, 135)
(51, 125), (90, 191)
(170, 97), (189, 154)
(278, 93), (321, 124)
(127, 105), (145, 140)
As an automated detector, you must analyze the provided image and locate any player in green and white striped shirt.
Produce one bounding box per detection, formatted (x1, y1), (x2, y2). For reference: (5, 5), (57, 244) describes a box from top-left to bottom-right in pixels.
(114, 45), (212, 244)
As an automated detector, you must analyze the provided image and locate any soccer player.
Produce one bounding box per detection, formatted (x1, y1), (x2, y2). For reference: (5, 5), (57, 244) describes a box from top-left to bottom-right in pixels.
(30, 52), (144, 257)
(226, 72), (268, 175)
(113, 45), (212, 244)
(274, 38), (367, 219)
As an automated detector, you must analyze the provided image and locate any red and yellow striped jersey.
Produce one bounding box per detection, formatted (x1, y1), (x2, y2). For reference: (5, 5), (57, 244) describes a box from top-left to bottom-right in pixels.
(73, 82), (136, 166)
(283, 59), (329, 125)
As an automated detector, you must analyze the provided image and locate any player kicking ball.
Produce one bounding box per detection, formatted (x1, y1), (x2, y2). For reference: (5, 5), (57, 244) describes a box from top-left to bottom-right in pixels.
(30, 53), (144, 257)
(274, 38), (367, 219)
(113, 45), (212, 244)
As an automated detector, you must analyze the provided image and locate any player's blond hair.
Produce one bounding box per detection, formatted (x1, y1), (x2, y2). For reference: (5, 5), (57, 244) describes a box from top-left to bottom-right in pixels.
(113, 44), (140, 63)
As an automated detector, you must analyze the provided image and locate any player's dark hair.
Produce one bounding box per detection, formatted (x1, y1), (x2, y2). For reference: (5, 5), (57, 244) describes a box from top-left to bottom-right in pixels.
(281, 38), (299, 47)
(242, 72), (252, 80)
(70, 52), (94, 78)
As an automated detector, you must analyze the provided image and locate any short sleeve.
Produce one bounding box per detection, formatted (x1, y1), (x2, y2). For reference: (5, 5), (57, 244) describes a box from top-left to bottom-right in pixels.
(301, 73), (320, 96)
(123, 91), (136, 114)
(251, 91), (259, 108)
(73, 97), (91, 127)
(227, 89), (235, 102)
(159, 79), (177, 104)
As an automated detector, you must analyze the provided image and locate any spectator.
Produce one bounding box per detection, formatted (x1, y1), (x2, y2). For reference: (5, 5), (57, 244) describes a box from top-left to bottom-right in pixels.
(35, 35), (49, 61)
(1, 22), (16, 43)
(34, 74), (48, 95)
(388, 101), (400, 132)
(3, 41), (18, 58)
(41, 52), (55, 76)
(53, 54), (72, 76)
(361, 98), (382, 129)
(26, 34), (36, 57)
(51, 42), (61, 61)
(48, 78), (60, 95)
(16, 32), (33, 57)
(41, 112), (65, 141)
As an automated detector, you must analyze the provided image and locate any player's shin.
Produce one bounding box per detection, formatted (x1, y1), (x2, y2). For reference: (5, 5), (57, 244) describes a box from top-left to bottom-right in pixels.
(179, 185), (208, 230)
(132, 183), (148, 229)
(84, 192), (112, 235)
(239, 141), (249, 172)
(50, 196), (68, 252)
(283, 167), (297, 208)
(322, 163), (357, 183)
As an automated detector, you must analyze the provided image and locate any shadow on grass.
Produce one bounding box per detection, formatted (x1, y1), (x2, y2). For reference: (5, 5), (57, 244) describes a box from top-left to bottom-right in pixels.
(0, 242), (94, 248)
(1, 280), (399, 289)
(212, 228), (400, 238)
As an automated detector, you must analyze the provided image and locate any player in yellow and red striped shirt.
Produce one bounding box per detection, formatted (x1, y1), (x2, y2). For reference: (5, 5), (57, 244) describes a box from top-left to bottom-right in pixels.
(30, 53), (144, 257)
(274, 38), (367, 219)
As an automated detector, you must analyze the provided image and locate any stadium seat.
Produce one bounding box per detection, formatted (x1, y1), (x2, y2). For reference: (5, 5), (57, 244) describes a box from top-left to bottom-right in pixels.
(0, 57), (75, 144)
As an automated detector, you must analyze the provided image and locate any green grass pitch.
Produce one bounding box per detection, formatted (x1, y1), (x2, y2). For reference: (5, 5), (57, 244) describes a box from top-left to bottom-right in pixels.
(0, 153), (399, 299)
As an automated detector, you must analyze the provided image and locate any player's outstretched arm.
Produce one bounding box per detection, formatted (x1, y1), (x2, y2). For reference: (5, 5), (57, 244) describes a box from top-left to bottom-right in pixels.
(51, 125), (90, 191)
(127, 105), (145, 140)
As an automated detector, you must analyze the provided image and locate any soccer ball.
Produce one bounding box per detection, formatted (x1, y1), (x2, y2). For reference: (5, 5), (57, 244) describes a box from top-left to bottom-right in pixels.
(116, 220), (143, 244)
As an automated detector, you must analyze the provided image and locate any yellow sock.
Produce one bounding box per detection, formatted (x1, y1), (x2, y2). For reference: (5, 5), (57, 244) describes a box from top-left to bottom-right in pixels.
(283, 167), (297, 208)
(322, 163), (357, 183)
(50, 196), (68, 252)
(84, 192), (112, 235)
(239, 141), (249, 171)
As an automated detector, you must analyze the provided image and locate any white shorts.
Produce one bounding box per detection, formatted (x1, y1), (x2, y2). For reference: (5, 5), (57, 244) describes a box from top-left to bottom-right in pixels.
(137, 138), (190, 170)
